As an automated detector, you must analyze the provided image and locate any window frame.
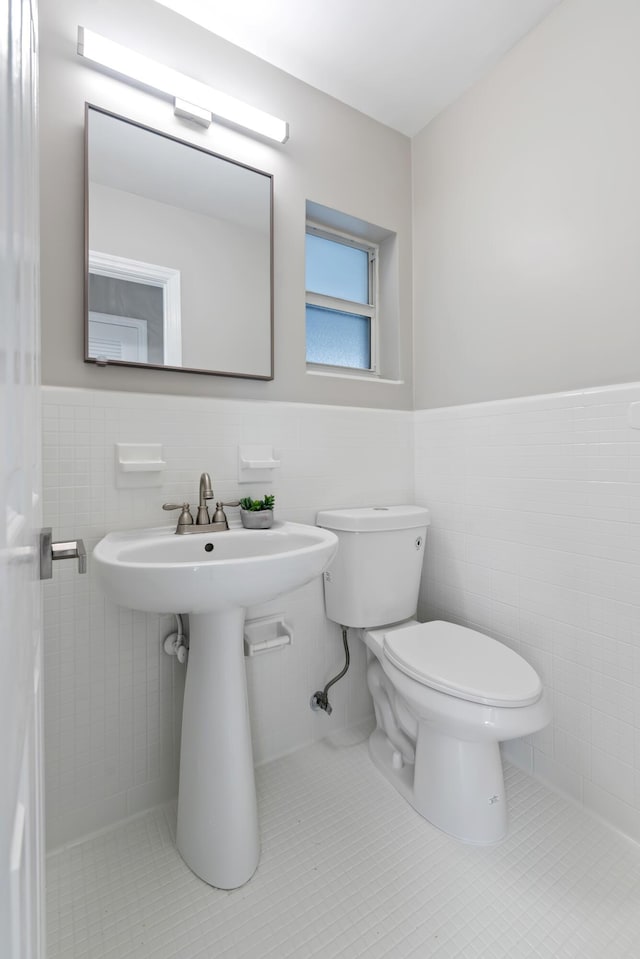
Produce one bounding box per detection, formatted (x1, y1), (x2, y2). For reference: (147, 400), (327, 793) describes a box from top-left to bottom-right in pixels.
(305, 222), (379, 375)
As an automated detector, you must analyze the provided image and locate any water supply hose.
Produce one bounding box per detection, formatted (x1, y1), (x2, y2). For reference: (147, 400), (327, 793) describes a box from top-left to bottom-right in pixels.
(310, 626), (350, 715)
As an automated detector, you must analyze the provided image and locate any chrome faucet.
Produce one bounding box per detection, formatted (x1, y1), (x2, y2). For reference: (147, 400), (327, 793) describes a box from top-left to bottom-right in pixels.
(163, 473), (235, 534)
(196, 472), (213, 525)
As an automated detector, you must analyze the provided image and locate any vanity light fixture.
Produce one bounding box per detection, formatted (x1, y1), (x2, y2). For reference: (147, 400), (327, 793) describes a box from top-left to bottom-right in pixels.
(77, 26), (289, 143)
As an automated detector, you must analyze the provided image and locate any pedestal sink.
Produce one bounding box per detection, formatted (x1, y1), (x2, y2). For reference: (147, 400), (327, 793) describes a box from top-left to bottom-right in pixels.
(93, 521), (338, 888)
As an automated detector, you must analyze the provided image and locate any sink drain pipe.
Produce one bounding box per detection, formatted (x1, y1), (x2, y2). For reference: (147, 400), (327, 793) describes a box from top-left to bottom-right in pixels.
(310, 626), (350, 715)
(164, 613), (189, 664)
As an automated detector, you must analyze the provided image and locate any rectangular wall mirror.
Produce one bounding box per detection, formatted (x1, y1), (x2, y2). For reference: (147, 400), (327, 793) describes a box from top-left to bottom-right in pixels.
(85, 105), (274, 379)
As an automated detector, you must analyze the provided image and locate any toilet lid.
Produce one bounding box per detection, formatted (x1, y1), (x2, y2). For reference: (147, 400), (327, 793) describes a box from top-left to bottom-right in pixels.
(383, 621), (542, 707)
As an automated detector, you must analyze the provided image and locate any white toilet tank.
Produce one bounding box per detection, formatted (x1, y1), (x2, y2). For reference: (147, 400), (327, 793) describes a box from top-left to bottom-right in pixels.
(316, 506), (430, 628)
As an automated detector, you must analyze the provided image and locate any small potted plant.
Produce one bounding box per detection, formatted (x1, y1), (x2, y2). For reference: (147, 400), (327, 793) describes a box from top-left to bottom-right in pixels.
(239, 494), (275, 529)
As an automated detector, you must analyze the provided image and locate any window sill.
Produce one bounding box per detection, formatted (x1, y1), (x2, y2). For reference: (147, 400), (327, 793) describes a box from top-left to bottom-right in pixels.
(306, 366), (404, 385)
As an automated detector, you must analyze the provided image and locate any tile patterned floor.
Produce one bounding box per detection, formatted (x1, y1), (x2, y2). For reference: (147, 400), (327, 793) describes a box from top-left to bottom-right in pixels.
(46, 733), (640, 958)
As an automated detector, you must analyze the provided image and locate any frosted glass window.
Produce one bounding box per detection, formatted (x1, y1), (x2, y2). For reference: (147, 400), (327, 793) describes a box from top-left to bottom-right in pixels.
(306, 305), (371, 369)
(306, 234), (369, 303)
(305, 222), (377, 373)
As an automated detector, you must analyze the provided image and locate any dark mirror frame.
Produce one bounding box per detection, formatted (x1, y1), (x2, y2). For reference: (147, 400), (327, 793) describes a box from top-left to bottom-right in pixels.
(84, 104), (274, 380)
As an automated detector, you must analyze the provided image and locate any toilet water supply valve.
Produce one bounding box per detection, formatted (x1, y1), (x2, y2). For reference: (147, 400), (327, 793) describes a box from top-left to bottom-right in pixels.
(310, 625), (351, 715)
(164, 613), (188, 664)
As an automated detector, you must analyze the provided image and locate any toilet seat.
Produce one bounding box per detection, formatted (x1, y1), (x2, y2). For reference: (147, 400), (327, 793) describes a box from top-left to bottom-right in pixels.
(383, 621), (542, 708)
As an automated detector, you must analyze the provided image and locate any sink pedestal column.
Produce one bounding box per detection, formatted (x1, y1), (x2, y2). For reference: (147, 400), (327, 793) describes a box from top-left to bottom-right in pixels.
(176, 609), (259, 889)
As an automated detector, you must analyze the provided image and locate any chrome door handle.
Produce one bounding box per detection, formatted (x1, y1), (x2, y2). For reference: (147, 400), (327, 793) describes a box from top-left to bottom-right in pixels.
(39, 528), (87, 580)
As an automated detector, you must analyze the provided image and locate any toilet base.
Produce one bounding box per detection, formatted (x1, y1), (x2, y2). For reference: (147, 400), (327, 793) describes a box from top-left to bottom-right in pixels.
(368, 727), (416, 807)
(369, 724), (508, 844)
(413, 723), (507, 843)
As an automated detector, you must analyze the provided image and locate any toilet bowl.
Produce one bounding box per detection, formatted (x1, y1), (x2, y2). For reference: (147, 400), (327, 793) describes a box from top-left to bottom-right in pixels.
(363, 620), (551, 843)
(317, 506), (551, 844)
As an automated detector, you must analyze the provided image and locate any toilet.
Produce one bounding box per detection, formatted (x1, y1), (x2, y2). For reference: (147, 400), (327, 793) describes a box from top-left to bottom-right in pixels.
(316, 506), (551, 844)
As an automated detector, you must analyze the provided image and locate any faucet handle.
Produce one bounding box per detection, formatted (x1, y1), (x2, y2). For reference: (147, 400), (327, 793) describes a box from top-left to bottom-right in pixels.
(163, 503), (194, 526)
(211, 502), (229, 528)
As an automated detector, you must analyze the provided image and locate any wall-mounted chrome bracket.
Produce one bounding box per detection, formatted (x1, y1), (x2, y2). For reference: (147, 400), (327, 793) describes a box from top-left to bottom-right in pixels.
(39, 528), (87, 580)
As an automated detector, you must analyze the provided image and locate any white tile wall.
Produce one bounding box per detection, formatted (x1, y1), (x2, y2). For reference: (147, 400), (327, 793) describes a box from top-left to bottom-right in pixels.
(44, 380), (640, 851)
(42, 386), (414, 849)
(415, 382), (640, 842)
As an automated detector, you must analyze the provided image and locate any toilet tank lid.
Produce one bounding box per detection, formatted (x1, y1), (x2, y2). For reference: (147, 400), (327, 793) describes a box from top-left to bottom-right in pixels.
(317, 505), (430, 532)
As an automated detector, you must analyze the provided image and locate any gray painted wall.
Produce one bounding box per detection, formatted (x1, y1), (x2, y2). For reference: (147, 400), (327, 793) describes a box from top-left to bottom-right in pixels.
(39, 0), (413, 409)
(42, 0), (640, 413)
(412, 0), (640, 409)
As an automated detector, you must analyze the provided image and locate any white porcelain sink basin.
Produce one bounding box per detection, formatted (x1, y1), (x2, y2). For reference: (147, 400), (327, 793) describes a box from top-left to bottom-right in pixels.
(94, 521), (338, 614)
(93, 519), (338, 891)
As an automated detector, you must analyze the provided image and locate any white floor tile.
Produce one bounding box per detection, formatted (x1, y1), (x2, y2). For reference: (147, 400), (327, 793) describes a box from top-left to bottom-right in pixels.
(46, 738), (640, 958)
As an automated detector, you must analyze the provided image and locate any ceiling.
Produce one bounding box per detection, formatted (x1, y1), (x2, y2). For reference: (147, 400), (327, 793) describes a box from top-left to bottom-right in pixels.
(153, 0), (563, 136)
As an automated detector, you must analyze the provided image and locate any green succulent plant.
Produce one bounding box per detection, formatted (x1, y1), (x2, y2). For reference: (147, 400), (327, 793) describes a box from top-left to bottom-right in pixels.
(239, 494), (275, 512)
